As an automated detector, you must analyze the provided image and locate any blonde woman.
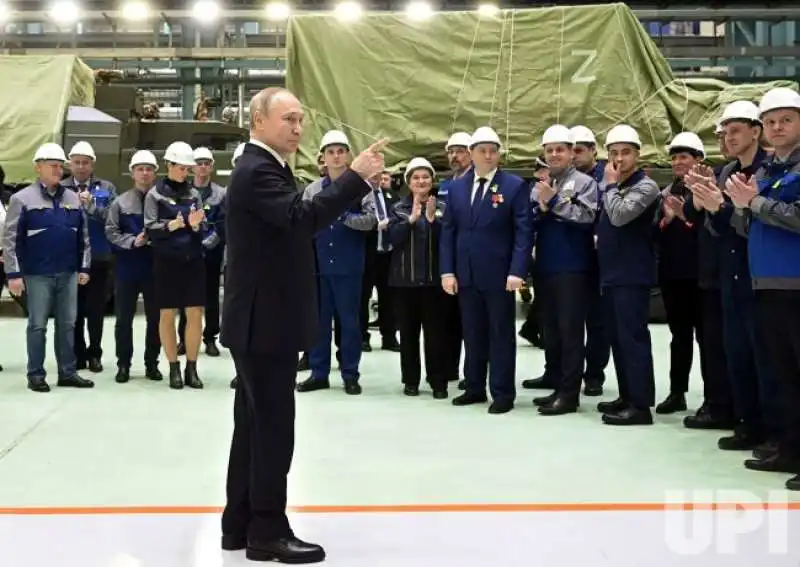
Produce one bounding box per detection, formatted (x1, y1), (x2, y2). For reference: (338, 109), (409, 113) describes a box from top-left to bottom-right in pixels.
(387, 158), (451, 398)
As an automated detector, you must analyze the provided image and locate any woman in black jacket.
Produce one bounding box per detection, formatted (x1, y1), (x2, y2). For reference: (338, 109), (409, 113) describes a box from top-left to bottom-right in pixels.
(144, 141), (206, 389)
(387, 157), (449, 399)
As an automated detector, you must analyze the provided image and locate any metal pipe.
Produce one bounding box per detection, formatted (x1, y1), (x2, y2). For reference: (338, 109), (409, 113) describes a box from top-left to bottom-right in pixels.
(237, 82), (245, 128)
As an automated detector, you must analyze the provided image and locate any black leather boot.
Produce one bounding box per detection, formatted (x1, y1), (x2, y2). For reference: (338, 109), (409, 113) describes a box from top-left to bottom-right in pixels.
(115, 365), (130, 384)
(169, 362), (184, 389)
(184, 361), (203, 389)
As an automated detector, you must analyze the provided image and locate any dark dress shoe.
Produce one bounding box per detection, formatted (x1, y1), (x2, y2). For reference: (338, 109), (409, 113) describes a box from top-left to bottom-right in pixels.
(230, 376), (239, 389)
(432, 389), (448, 399)
(145, 364), (163, 381)
(115, 366), (130, 383)
(597, 397), (627, 414)
(205, 341), (221, 357)
(344, 380), (362, 395)
(87, 358), (103, 373)
(655, 393), (686, 415)
(28, 377), (50, 393)
(583, 379), (603, 396)
(57, 375), (94, 388)
(718, 428), (764, 451)
(247, 536), (325, 563)
(787, 474), (800, 491)
(753, 440), (779, 460)
(76, 360), (87, 370)
(533, 391), (557, 407)
(538, 395), (578, 415)
(169, 362), (184, 389)
(177, 342), (186, 356)
(296, 354), (310, 372)
(521, 376), (556, 390)
(602, 407), (653, 426)
(404, 386), (419, 396)
(184, 362), (203, 389)
(296, 377), (330, 392)
(381, 341), (401, 352)
(744, 453), (800, 474)
(457, 379), (466, 390)
(452, 392), (488, 406)
(361, 341), (372, 352)
(221, 533), (247, 551)
(488, 401), (513, 414)
(683, 410), (736, 430)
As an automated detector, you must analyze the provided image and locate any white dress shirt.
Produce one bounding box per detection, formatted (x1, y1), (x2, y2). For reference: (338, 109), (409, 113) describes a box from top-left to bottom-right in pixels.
(248, 138), (286, 168)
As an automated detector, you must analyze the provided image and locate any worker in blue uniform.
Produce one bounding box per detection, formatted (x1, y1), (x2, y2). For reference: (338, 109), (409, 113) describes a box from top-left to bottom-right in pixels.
(440, 126), (533, 414)
(528, 125), (598, 415)
(437, 132), (473, 387)
(105, 150), (163, 383)
(685, 101), (778, 453)
(569, 125), (609, 396)
(296, 130), (377, 395)
(724, 87), (800, 492)
(594, 125), (660, 426)
(177, 147), (227, 357)
(64, 141), (117, 374)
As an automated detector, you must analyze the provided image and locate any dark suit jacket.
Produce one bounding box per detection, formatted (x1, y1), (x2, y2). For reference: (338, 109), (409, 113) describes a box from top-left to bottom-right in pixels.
(220, 143), (371, 354)
(439, 168), (532, 291)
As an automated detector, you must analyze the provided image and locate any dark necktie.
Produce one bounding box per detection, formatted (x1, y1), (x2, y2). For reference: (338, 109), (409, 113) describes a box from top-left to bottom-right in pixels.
(373, 190), (386, 220)
(472, 177), (487, 210)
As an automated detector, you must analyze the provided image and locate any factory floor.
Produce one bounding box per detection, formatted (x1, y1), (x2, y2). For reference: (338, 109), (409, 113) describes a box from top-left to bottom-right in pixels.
(0, 312), (798, 566)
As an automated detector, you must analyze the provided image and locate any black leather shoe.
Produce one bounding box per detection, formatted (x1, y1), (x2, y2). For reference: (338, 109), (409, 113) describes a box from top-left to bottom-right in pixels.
(753, 440), (779, 460)
(169, 362), (183, 389)
(246, 536), (326, 563)
(744, 453), (800, 474)
(521, 376), (556, 390)
(655, 393), (686, 415)
(28, 377), (50, 393)
(204, 341), (221, 357)
(87, 357), (103, 373)
(597, 397), (627, 414)
(361, 342), (372, 352)
(145, 364), (163, 381)
(538, 395), (578, 415)
(404, 386), (419, 396)
(296, 377), (330, 392)
(177, 342), (186, 356)
(683, 410), (736, 430)
(787, 475), (800, 491)
(344, 380), (362, 395)
(488, 400), (513, 414)
(457, 379), (467, 390)
(583, 379), (603, 396)
(602, 407), (653, 426)
(184, 361), (203, 389)
(221, 533), (247, 551)
(115, 366), (130, 384)
(381, 341), (401, 352)
(718, 428), (764, 451)
(230, 376), (239, 389)
(296, 354), (310, 372)
(57, 375), (94, 388)
(452, 392), (488, 406)
(432, 389), (448, 399)
(533, 391), (557, 407)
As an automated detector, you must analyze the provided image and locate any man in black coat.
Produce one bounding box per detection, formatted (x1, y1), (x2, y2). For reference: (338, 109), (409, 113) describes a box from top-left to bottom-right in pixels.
(219, 86), (387, 563)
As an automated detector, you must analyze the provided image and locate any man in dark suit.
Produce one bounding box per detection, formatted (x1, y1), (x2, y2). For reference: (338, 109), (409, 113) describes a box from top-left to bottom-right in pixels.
(440, 126), (533, 414)
(219, 86), (387, 563)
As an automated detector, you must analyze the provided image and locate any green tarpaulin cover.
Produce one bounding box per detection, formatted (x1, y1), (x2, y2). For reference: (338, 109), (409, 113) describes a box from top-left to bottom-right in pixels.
(0, 55), (95, 184)
(286, 2), (797, 180)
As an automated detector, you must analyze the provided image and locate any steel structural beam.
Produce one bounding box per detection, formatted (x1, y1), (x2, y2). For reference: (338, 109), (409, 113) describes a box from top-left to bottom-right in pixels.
(1, 7), (798, 22)
(660, 45), (800, 58)
(0, 46), (285, 59)
(79, 58), (284, 69)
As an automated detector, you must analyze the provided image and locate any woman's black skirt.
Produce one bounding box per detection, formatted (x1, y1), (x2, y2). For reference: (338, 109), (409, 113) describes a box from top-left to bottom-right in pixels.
(153, 254), (206, 309)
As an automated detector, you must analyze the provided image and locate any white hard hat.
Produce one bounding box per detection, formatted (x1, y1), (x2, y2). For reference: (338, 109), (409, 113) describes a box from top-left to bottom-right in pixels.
(720, 101), (761, 126)
(446, 132), (472, 150)
(164, 141), (196, 166)
(404, 157), (435, 183)
(668, 132), (705, 158)
(758, 87), (800, 117)
(33, 142), (67, 163)
(569, 125), (596, 145)
(232, 143), (245, 166)
(319, 130), (350, 151)
(129, 149), (158, 171)
(541, 124), (572, 146)
(605, 124), (641, 149)
(68, 141), (96, 160)
(193, 146), (214, 162)
(469, 126), (501, 149)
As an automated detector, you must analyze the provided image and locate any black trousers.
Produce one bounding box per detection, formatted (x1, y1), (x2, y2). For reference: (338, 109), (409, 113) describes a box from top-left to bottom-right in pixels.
(756, 291), (800, 459)
(75, 259), (112, 361)
(541, 272), (588, 399)
(660, 279), (702, 394)
(114, 277), (160, 368)
(440, 290), (462, 381)
(519, 273), (544, 343)
(178, 247), (225, 343)
(584, 269), (610, 383)
(699, 289), (734, 418)
(603, 285), (656, 409)
(223, 351), (297, 542)
(394, 286), (448, 389)
(361, 251), (395, 343)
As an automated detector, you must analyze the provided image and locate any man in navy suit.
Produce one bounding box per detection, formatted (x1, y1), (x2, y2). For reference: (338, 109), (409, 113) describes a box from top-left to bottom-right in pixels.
(440, 126), (533, 414)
